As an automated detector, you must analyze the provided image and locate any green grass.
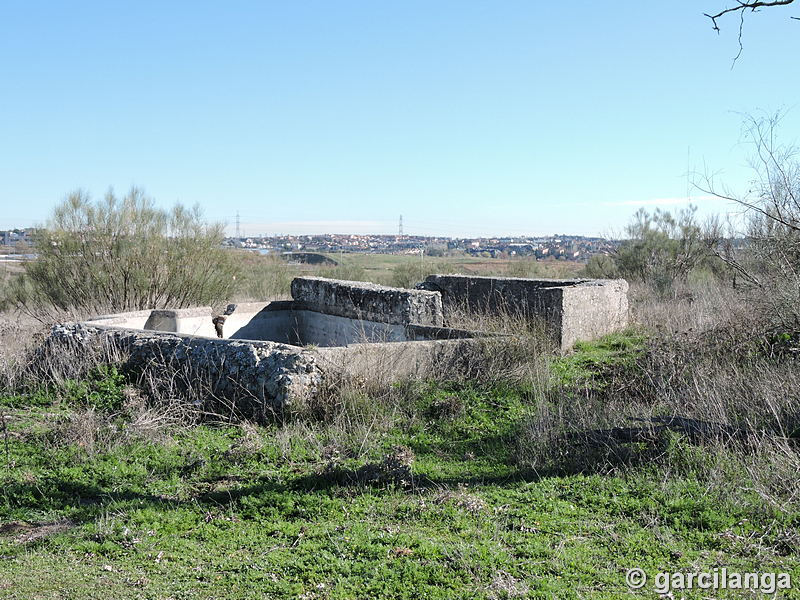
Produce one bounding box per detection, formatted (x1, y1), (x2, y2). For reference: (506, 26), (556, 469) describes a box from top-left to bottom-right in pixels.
(325, 253), (583, 284)
(550, 330), (648, 389)
(231, 250), (584, 302)
(0, 363), (798, 599)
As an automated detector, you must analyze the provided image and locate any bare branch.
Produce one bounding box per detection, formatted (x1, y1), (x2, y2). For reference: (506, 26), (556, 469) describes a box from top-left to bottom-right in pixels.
(705, 0), (797, 33)
(711, 249), (762, 286)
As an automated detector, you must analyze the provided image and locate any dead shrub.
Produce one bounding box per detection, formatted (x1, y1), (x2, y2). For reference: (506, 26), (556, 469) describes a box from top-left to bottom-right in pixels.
(223, 421), (266, 462)
(0, 312), (50, 393)
(427, 393), (464, 420)
(434, 484), (488, 515)
(320, 444), (415, 487)
(515, 279), (800, 510)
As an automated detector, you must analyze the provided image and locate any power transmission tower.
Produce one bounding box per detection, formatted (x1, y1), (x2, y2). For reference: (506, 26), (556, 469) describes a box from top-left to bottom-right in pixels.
(235, 211), (241, 239)
(398, 214), (403, 236)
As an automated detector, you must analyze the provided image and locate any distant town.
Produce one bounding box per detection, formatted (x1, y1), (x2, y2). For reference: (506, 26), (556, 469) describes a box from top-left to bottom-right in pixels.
(224, 233), (619, 262)
(1, 228), (619, 263)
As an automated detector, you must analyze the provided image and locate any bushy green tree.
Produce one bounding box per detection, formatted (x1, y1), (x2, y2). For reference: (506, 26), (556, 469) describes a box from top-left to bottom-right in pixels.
(598, 206), (718, 295)
(583, 254), (619, 279)
(11, 187), (240, 320)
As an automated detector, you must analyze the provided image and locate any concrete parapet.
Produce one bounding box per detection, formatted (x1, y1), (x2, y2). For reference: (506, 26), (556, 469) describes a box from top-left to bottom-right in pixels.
(419, 274), (628, 349)
(559, 279), (629, 349)
(49, 321), (321, 419)
(87, 309), (153, 330)
(291, 277), (443, 327)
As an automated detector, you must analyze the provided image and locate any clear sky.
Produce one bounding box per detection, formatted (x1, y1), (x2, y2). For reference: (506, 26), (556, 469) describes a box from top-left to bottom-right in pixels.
(1, 1), (798, 237)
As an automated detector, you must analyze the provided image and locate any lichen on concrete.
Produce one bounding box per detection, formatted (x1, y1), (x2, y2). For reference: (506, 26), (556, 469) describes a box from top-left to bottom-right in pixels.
(291, 277), (444, 326)
(49, 321), (322, 419)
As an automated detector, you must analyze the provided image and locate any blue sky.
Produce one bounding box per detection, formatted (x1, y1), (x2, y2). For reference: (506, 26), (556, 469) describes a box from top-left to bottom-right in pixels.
(1, 1), (798, 237)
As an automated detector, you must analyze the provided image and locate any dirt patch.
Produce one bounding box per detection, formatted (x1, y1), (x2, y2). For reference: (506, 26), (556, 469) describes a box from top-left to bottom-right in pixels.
(0, 520), (74, 544)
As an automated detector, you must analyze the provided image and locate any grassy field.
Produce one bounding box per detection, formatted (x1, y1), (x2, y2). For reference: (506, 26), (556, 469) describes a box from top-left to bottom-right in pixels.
(1, 253), (798, 598)
(0, 328), (797, 599)
(232, 250), (583, 302)
(323, 252), (583, 280)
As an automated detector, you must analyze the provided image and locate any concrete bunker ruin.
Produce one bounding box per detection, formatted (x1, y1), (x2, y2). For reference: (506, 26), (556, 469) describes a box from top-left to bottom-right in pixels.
(49, 275), (628, 419)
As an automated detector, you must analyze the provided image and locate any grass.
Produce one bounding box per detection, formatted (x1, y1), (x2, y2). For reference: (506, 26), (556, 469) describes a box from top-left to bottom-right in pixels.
(0, 356), (798, 599)
(1, 268), (799, 598)
(549, 330), (647, 389)
(231, 250), (584, 301)
(326, 253), (583, 287)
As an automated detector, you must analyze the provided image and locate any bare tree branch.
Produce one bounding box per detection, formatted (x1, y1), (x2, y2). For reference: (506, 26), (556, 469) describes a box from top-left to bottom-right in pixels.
(705, 0), (797, 33)
(705, 0), (797, 64)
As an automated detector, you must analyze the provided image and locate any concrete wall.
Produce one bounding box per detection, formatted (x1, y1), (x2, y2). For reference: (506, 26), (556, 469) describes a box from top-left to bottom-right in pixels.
(82, 299), (463, 348)
(296, 311), (408, 346)
(88, 308), (217, 337)
(143, 307), (216, 337)
(291, 277), (444, 326)
(313, 338), (486, 384)
(419, 274), (628, 349)
(48, 321), (321, 420)
(48, 275), (631, 422)
(79, 275), (626, 352)
(226, 302), (300, 344)
(87, 310), (153, 330)
(560, 280), (629, 348)
(419, 274), (577, 316)
(222, 302), (408, 346)
(47, 318), (487, 419)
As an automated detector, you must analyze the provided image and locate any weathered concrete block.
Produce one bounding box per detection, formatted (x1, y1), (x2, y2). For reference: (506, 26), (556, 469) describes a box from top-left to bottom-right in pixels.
(48, 322), (322, 419)
(559, 279), (629, 349)
(291, 277), (443, 326)
(419, 274), (628, 349)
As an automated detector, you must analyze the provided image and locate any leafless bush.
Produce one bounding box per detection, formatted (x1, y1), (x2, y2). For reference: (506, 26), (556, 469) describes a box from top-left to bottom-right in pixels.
(44, 408), (115, 455)
(0, 311), (50, 392)
(302, 302), (555, 429)
(515, 282), (800, 509)
(628, 278), (747, 334)
(22, 331), (130, 392)
(222, 421), (267, 462)
(40, 385), (186, 456)
(131, 347), (259, 424)
(294, 379), (410, 462)
(434, 484), (489, 515)
(318, 444), (415, 487)
(8, 320), (256, 430)
(444, 302), (557, 385)
(698, 111), (800, 333)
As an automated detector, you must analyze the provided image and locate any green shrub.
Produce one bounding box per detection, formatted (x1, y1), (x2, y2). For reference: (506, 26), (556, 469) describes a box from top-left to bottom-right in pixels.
(235, 253), (293, 300)
(63, 365), (127, 411)
(611, 206), (718, 296)
(318, 262), (370, 283)
(582, 254), (619, 279)
(389, 260), (426, 288)
(10, 187), (239, 320)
